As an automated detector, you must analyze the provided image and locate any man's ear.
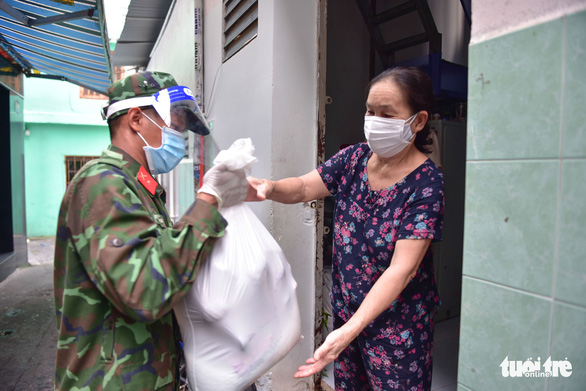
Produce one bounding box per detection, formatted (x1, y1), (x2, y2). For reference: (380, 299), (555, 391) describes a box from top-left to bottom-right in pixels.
(127, 107), (144, 133)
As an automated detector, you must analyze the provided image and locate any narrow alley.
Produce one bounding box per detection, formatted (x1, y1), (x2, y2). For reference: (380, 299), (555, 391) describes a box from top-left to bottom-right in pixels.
(0, 238), (459, 391)
(0, 238), (56, 391)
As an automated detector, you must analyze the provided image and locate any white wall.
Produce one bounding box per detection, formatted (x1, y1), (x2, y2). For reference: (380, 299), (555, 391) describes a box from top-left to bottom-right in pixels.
(148, 0), (199, 220)
(202, 0), (274, 222)
(471, 0), (586, 43)
(429, 0), (470, 66)
(202, 1), (321, 390)
(148, 0), (197, 90)
(270, 0), (321, 389)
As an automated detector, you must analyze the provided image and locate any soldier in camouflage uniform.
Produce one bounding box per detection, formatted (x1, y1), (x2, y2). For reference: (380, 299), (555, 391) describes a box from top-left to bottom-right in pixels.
(53, 71), (248, 390)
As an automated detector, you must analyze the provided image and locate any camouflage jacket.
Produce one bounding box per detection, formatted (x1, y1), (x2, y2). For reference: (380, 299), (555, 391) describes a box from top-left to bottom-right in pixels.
(54, 146), (226, 390)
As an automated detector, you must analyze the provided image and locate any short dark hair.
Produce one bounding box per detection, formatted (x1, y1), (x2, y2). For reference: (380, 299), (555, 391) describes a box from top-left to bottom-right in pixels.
(107, 114), (124, 140)
(107, 106), (156, 140)
(366, 66), (434, 154)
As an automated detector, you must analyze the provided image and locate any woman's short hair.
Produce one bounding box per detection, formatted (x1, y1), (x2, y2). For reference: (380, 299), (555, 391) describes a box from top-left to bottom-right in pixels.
(366, 66), (435, 154)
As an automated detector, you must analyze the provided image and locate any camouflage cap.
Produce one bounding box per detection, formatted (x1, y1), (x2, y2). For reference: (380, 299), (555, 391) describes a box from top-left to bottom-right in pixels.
(105, 71), (178, 121)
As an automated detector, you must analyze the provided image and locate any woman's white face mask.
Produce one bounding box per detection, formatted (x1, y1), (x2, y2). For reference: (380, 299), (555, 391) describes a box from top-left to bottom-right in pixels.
(364, 113), (418, 158)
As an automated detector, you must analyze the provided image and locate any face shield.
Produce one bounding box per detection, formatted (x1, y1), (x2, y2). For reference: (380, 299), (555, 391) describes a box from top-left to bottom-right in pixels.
(102, 85), (211, 135)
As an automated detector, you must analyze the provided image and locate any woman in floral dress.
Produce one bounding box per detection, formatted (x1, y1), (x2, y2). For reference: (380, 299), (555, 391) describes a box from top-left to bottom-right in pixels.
(247, 66), (444, 390)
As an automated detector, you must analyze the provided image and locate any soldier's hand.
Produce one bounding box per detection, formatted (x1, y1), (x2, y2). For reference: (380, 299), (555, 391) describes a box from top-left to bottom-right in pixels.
(198, 163), (248, 208)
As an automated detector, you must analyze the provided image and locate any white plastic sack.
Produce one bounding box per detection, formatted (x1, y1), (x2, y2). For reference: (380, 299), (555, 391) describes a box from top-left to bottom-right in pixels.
(174, 139), (302, 391)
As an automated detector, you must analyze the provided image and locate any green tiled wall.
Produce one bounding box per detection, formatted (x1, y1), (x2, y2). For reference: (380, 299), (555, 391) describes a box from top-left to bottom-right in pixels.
(562, 12), (586, 158)
(459, 10), (586, 391)
(466, 19), (563, 161)
(463, 161), (558, 296)
(557, 160), (586, 307)
(459, 278), (551, 391)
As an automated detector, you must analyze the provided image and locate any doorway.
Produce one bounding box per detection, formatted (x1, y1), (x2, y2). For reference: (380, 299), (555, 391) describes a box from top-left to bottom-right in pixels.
(0, 86), (14, 255)
(0, 78), (27, 282)
(318, 1), (470, 389)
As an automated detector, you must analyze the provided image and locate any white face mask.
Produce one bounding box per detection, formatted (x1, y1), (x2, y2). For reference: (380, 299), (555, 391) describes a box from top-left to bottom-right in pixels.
(364, 113), (418, 158)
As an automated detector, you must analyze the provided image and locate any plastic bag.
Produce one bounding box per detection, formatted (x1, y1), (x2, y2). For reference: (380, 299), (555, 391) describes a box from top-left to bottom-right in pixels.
(174, 139), (302, 391)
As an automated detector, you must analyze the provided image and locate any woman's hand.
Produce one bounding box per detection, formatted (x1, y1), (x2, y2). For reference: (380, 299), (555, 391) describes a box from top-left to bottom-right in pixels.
(294, 327), (355, 378)
(294, 239), (431, 378)
(246, 170), (330, 204)
(246, 177), (274, 201)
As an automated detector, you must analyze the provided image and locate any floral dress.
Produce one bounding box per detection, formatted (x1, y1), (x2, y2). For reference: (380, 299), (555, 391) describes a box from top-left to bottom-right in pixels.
(317, 143), (444, 391)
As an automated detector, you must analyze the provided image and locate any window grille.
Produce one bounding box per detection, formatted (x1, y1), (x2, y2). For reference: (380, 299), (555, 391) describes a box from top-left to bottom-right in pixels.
(80, 66), (125, 99)
(0, 73), (23, 95)
(224, 0), (258, 61)
(79, 88), (106, 100)
(65, 155), (99, 188)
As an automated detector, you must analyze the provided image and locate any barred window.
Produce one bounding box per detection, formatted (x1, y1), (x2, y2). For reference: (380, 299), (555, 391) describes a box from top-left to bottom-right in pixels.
(79, 88), (106, 100)
(224, 0), (258, 61)
(65, 155), (99, 188)
(0, 73), (23, 96)
(79, 66), (125, 99)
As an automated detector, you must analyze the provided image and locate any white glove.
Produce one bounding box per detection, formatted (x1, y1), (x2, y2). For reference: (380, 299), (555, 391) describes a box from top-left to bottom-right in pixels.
(198, 163), (248, 208)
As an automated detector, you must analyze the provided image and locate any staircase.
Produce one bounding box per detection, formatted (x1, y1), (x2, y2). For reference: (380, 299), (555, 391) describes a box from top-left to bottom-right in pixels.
(354, 0), (471, 100)
(354, 0), (442, 69)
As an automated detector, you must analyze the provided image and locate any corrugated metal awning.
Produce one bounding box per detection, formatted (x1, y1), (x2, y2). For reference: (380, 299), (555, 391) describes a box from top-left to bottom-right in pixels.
(112, 0), (172, 67)
(0, 0), (112, 94)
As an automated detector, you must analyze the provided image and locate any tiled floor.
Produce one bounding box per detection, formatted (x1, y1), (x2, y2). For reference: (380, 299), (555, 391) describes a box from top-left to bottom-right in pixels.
(321, 316), (460, 391)
(431, 316), (460, 391)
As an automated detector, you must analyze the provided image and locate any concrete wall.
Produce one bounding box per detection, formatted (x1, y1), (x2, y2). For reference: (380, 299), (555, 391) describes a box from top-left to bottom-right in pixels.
(202, 0), (275, 224)
(24, 123), (109, 237)
(202, 1), (321, 389)
(23, 77), (110, 237)
(471, 0), (586, 44)
(10, 93), (26, 236)
(150, 0), (322, 388)
(429, 0), (470, 66)
(270, 1), (322, 388)
(149, 0), (197, 92)
(147, 0), (199, 221)
(459, 1), (586, 390)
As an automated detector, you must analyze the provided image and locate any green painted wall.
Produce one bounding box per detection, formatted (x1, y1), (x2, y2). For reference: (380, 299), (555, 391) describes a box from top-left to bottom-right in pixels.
(459, 10), (586, 391)
(24, 124), (109, 237)
(23, 77), (110, 238)
(10, 94), (25, 236)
